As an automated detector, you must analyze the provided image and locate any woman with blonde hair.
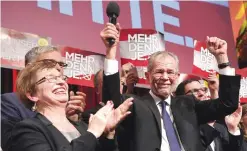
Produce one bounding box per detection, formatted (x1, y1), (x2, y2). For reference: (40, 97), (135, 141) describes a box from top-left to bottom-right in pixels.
(9, 60), (133, 151)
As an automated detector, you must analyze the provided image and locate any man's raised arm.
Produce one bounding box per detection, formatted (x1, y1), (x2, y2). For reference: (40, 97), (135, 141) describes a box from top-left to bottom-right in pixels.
(101, 23), (122, 108)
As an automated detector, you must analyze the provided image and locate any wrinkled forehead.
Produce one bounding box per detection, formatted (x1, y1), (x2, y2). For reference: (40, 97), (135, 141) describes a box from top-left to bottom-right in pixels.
(153, 55), (177, 70)
(37, 51), (64, 62)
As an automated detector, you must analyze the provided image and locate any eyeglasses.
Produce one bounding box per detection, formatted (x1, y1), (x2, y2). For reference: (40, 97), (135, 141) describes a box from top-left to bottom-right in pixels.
(185, 87), (208, 95)
(37, 59), (68, 68)
(152, 69), (177, 78)
(36, 75), (68, 85)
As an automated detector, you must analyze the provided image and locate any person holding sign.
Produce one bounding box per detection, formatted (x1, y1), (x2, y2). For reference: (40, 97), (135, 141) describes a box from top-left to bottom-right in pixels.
(100, 22), (241, 151)
(121, 63), (139, 94)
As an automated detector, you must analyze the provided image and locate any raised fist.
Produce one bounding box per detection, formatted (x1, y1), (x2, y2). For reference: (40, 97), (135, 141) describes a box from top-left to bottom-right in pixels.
(206, 36), (229, 64)
(206, 36), (227, 56)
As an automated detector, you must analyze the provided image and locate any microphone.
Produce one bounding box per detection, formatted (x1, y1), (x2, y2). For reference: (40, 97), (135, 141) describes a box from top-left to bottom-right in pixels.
(106, 1), (120, 46)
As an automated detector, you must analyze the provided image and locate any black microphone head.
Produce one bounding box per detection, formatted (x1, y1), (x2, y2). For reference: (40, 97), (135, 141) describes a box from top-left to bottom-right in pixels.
(106, 1), (120, 17)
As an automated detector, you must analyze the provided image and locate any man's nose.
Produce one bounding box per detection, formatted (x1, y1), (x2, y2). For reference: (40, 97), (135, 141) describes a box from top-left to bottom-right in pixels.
(198, 89), (206, 95)
(196, 93), (205, 100)
(197, 90), (207, 99)
(160, 72), (169, 80)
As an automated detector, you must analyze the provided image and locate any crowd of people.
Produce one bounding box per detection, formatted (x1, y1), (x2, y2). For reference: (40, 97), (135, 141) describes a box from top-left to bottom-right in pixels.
(1, 22), (247, 151)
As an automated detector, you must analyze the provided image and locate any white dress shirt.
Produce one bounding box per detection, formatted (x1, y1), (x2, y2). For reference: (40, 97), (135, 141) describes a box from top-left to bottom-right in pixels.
(149, 91), (184, 151)
(104, 59), (118, 76)
(210, 141), (216, 151)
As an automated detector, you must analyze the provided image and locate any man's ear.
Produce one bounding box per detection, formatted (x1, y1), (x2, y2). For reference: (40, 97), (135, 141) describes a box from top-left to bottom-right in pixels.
(26, 92), (39, 102)
(175, 72), (180, 79)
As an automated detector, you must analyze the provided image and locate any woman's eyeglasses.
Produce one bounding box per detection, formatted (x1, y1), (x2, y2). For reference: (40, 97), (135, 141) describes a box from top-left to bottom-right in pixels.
(36, 75), (68, 85)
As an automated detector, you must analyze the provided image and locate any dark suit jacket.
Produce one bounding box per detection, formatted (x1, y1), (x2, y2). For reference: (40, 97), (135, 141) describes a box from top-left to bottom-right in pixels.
(103, 72), (240, 151)
(1, 92), (36, 151)
(241, 139), (247, 151)
(8, 113), (117, 151)
(200, 121), (243, 151)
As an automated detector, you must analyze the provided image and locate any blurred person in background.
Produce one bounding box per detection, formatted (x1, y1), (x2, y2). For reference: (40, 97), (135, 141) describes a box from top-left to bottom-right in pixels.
(120, 62), (139, 95)
(81, 69), (104, 123)
(240, 104), (247, 150)
(93, 69), (104, 103)
(121, 64), (150, 97)
(236, 18), (247, 69)
(81, 65), (139, 123)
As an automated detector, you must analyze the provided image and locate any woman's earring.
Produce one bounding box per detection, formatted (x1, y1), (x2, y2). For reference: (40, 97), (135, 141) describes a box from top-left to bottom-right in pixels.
(32, 103), (37, 111)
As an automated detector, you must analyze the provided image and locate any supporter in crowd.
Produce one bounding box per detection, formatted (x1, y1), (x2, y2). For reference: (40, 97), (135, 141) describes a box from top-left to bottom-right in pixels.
(175, 72), (243, 151)
(120, 63), (139, 94)
(92, 65), (138, 103)
(81, 66), (138, 123)
(8, 60), (133, 151)
(121, 62), (150, 97)
(93, 66), (138, 101)
(1, 46), (86, 151)
(81, 69), (105, 124)
(240, 104), (247, 150)
(100, 22), (241, 151)
(94, 69), (104, 103)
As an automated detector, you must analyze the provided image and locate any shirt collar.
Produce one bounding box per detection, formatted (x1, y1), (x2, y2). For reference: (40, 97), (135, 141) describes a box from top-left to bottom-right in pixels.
(149, 90), (171, 106)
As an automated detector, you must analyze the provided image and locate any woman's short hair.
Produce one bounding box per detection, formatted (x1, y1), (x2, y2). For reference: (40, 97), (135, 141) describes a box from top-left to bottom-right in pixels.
(16, 60), (57, 109)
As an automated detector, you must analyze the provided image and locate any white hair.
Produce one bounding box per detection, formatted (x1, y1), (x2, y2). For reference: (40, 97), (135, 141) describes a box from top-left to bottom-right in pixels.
(147, 51), (179, 72)
(24, 46), (59, 66)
